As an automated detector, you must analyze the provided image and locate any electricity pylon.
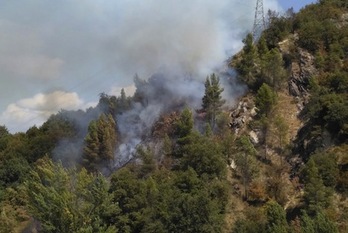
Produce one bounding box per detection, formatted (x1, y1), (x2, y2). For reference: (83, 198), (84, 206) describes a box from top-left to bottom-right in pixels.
(252, 0), (266, 41)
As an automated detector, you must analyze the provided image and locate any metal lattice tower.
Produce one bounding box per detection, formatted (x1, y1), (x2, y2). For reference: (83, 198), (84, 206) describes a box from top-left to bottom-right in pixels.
(252, 0), (266, 41)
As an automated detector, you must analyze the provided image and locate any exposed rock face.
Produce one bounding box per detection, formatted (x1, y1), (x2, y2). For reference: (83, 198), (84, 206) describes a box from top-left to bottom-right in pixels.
(249, 130), (259, 144)
(288, 48), (317, 98)
(229, 97), (256, 136)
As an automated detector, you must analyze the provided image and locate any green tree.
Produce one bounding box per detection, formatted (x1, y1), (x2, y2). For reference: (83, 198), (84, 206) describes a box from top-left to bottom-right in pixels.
(302, 159), (332, 215)
(234, 136), (259, 199)
(110, 168), (147, 232)
(175, 107), (194, 140)
(312, 152), (339, 188)
(257, 35), (269, 58)
(265, 201), (288, 233)
(314, 211), (338, 233)
(180, 132), (226, 179)
(98, 93), (118, 116)
(167, 169), (226, 233)
(0, 126), (9, 151)
(235, 33), (260, 89)
(136, 146), (156, 178)
(202, 73), (225, 129)
(300, 210), (338, 233)
(118, 88), (131, 112)
(25, 158), (118, 232)
(261, 48), (287, 90)
(83, 114), (117, 172)
(255, 83), (277, 117)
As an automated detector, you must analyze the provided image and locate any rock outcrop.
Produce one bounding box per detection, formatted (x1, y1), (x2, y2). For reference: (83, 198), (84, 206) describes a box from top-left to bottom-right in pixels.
(288, 48), (317, 98)
(229, 96), (257, 137)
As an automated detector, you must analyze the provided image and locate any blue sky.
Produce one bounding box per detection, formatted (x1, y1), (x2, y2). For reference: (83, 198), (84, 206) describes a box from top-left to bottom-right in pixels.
(0, 0), (317, 132)
(279, 0), (316, 12)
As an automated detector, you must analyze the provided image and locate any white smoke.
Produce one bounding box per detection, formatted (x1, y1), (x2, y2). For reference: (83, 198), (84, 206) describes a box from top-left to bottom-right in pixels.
(104, 0), (281, 79)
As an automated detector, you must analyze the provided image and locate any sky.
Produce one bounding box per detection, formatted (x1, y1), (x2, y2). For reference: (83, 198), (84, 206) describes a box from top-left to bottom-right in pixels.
(279, 0), (316, 12)
(0, 0), (316, 133)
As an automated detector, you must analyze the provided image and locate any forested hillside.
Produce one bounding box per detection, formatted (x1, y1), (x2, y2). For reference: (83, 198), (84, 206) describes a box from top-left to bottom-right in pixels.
(1, 0), (348, 232)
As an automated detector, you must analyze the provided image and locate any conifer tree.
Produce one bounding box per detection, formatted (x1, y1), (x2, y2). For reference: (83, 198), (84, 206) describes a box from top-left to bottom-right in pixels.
(202, 73), (225, 130)
(236, 33), (260, 89)
(175, 107), (194, 140)
(255, 83), (277, 117)
(265, 201), (288, 233)
(83, 114), (117, 172)
(302, 158), (332, 215)
(235, 135), (259, 199)
(261, 48), (287, 89)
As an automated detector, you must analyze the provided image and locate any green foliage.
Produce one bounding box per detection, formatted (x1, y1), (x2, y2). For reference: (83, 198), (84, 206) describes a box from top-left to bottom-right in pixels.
(135, 146), (156, 178)
(26, 158), (118, 232)
(83, 113), (117, 172)
(98, 90), (131, 115)
(306, 92), (348, 138)
(234, 136), (259, 199)
(0, 126), (10, 151)
(110, 166), (227, 233)
(202, 73), (225, 129)
(261, 48), (287, 90)
(255, 83), (277, 117)
(0, 154), (30, 188)
(312, 152), (339, 188)
(180, 132), (226, 179)
(175, 107), (194, 140)
(327, 72), (348, 93)
(98, 93), (118, 115)
(233, 219), (265, 233)
(273, 116), (289, 153)
(263, 9), (294, 49)
(300, 210), (338, 233)
(110, 168), (146, 232)
(232, 207), (266, 233)
(302, 159), (333, 215)
(295, 1), (345, 54)
(233, 11), (292, 91)
(235, 34), (260, 90)
(265, 201), (288, 233)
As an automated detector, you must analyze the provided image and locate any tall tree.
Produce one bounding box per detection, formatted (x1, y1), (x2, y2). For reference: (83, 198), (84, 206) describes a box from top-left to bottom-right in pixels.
(175, 107), (194, 140)
(235, 33), (260, 89)
(25, 158), (118, 232)
(265, 201), (288, 233)
(261, 48), (287, 90)
(234, 135), (259, 199)
(83, 114), (117, 172)
(302, 158), (332, 215)
(202, 73), (225, 130)
(273, 116), (289, 164)
(255, 83), (277, 117)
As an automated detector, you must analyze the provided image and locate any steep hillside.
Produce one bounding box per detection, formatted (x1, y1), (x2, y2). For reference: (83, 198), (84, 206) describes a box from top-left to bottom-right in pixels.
(0, 1), (348, 232)
(228, 0), (348, 232)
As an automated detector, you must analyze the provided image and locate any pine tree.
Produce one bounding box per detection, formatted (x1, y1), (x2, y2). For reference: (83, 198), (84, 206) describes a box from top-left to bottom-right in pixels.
(175, 107), (194, 140)
(236, 33), (260, 89)
(235, 135), (259, 199)
(265, 201), (288, 233)
(83, 114), (117, 172)
(261, 48), (287, 90)
(118, 88), (131, 111)
(202, 73), (225, 130)
(83, 120), (100, 170)
(255, 83), (277, 117)
(302, 158), (332, 215)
